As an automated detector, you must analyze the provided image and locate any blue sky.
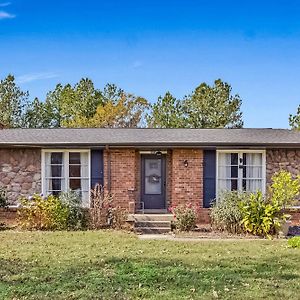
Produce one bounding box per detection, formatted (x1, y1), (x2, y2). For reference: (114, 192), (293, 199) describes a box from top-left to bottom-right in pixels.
(1, 0), (300, 128)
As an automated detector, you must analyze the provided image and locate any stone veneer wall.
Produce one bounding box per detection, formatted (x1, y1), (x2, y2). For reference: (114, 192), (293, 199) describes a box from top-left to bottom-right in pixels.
(0, 149), (41, 204)
(266, 149), (300, 184)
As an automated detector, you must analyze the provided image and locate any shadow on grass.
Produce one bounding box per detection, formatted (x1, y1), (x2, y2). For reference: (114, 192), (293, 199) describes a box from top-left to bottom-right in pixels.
(0, 254), (299, 299)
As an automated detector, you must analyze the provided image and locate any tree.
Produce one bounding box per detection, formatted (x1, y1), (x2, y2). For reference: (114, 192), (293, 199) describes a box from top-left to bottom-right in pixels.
(147, 92), (185, 128)
(289, 105), (300, 129)
(24, 78), (103, 128)
(23, 97), (46, 128)
(0, 74), (29, 128)
(183, 79), (243, 128)
(66, 84), (149, 128)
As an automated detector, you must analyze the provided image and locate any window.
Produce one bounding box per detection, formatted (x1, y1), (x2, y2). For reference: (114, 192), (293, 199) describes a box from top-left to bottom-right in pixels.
(217, 150), (266, 195)
(42, 150), (90, 206)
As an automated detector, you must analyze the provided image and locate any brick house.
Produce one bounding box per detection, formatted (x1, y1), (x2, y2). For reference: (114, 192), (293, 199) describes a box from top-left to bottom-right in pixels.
(0, 128), (300, 225)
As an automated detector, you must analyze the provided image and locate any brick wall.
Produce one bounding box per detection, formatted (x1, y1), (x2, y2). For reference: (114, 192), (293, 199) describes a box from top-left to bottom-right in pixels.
(103, 149), (137, 211)
(0, 149), (41, 204)
(0, 207), (18, 226)
(170, 149), (203, 208)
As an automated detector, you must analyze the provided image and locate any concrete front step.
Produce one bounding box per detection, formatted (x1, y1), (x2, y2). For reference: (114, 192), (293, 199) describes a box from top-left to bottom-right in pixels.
(135, 227), (171, 234)
(131, 214), (173, 222)
(135, 221), (171, 228)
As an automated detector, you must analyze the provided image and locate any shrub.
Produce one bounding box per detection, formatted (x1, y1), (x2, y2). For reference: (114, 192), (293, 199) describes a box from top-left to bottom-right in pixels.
(239, 191), (288, 239)
(210, 191), (248, 234)
(59, 191), (88, 230)
(90, 184), (128, 229)
(269, 171), (300, 208)
(170, 203), (198, 231)
(18, 194), (69, 230)
(0, 187), (8, 208)
(288, 236), (300, 248)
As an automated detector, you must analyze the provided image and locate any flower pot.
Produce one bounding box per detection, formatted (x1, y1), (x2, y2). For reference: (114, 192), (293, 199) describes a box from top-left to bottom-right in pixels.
(279, 220), (292, 236)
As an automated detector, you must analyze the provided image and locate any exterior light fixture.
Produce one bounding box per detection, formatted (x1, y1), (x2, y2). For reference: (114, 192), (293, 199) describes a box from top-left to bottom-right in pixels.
(184, 160), (188, 167)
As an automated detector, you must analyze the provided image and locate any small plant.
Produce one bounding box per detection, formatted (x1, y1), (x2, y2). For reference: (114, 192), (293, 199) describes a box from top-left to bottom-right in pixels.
(239, 191), (288, 239)
(0, 187), (8, 208)
(170, 203), (198, 231)
(18, 194), (69, 230)
(211, 191), (248, 234)
(288, 236), (300, 248)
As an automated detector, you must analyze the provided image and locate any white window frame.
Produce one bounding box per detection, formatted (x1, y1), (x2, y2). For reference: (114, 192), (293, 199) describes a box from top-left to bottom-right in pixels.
(216, 149), (266, 198)
(41, 149), (91, 206)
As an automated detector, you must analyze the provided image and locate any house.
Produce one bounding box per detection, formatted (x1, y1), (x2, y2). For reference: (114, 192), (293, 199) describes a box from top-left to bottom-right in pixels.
(0, 128), (300, 225)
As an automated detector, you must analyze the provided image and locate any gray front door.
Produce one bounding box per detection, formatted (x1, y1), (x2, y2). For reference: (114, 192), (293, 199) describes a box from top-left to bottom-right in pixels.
(141, 155), (166, 209)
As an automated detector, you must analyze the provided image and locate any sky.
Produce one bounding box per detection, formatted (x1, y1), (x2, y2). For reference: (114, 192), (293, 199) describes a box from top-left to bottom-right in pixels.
(0, 0), (300, 128)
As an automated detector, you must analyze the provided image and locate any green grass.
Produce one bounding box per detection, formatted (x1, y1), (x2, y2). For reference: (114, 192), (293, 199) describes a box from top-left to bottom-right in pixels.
(0, 231), (299, 300)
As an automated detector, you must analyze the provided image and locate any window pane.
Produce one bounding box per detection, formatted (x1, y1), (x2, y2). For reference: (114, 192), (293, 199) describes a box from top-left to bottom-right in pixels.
(51, 165), (63, 178)
(69, 152), (81, 164)
(242, 179), (263, 192)
(69, 165), (81, 178)
(69, 178), (81, 190)
(231, 153), (238, 165)
(145, 158), (161, 194)
(218, 179), (236, 191)
(45, 179), (65, 195)
(51, 152), (63, 164)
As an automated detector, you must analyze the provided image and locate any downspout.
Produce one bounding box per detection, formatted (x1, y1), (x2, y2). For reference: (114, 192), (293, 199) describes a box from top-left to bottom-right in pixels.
(106, 144), (111, 194)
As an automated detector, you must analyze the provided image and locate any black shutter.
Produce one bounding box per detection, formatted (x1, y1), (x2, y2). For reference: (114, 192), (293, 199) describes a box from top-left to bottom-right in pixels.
(91, 150), (104, 188)
(203, 150), (216, 208)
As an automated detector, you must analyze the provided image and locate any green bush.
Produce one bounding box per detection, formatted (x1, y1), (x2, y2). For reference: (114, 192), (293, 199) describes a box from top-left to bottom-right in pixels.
(18, 194), (69, 230)
(211, 191), (248, 234)
(288, 236), (300, 248)
(18, 193), (88, 230)
(269, 170), (300, 208)
(170, 203), (198, 231)
(59, 191), (88, 229)
(0, 187), (8, 208)
(239, 191), (288, 239)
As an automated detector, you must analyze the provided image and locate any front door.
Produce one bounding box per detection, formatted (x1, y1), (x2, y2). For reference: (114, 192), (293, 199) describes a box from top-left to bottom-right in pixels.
(141, 155), (166, 209)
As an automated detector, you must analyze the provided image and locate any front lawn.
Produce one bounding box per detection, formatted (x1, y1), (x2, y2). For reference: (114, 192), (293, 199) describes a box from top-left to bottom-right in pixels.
(0, 231), (299, 299)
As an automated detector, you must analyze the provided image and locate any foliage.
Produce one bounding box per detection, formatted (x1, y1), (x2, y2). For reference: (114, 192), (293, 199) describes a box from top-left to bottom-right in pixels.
(0, 74), (29, 128)
(147, 92), (185, 128)
(269, 170), (300, 208)
(183, 79), (243, 128)
(66, 84), (149, 128)
(18, 194), (69, 230)
(1, 74), (244, 129)
(23, 78), (103, 128)
(18, 193), (87, 230)
(90, 184), (127, 229)
(59, 191), (88, 229)
(289, 105), (300, 129)
(288, 236), (300, 248)
(0, 187), (8, 208)
(210, 191), (247, 234)
(239, 191), (288, 239)
(170, 203), (198, 231)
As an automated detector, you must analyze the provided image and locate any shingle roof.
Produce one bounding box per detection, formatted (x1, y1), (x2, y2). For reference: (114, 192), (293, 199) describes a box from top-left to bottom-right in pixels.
(0, 128), (299, 148)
